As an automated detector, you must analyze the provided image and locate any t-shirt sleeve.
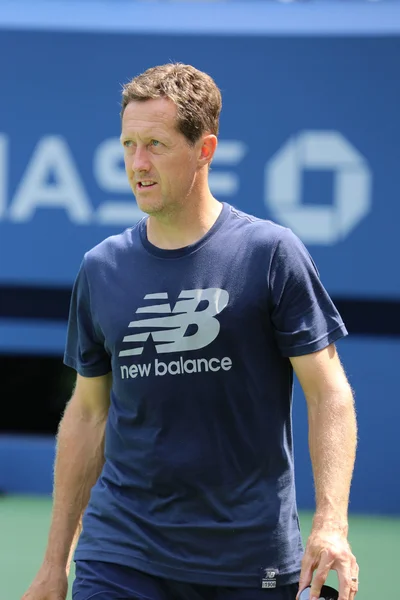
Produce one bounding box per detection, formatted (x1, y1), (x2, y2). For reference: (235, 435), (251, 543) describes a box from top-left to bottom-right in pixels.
(63, 258), (111, 377)
(268, 228), (348, 357)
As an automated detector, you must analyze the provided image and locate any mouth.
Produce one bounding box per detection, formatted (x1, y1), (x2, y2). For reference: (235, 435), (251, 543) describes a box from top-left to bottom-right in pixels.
(136, 181), (157, 191)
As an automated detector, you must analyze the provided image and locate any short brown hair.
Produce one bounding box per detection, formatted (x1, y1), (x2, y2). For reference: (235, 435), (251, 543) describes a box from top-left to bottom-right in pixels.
(121, 63), (222, 145)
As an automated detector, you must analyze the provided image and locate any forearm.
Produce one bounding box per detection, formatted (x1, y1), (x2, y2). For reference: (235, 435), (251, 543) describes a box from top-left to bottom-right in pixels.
(66, 514), (83, 575)
(307, 383), (357, 532)
(44, 402), (106, 570)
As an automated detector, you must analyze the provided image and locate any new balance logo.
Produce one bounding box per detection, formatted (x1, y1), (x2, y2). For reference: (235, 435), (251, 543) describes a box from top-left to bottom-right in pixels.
(118, 288), (229, 357)
(118, 288), (232, 379)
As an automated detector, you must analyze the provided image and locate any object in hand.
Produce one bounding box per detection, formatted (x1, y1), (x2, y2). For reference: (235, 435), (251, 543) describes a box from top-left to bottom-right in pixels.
(298, 585), (339, 600)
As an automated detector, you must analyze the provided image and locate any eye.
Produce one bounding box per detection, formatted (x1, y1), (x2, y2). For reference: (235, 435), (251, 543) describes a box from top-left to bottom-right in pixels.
(150, 139), (161, 147)
(123, 140), (133, 148)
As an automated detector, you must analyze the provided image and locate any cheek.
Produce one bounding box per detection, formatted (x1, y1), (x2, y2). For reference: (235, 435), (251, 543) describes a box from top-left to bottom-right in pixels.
(124, 155), (131, 173)
(173, 154), (196, 181)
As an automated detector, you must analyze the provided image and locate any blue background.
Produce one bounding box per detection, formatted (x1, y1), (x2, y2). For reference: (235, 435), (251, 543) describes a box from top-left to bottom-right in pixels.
(0, 6), (399, 516)
(0, 32), (399, 297)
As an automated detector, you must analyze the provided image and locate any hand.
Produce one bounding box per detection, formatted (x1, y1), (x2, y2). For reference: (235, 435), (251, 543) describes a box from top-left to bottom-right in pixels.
(21, 564), (68, 600)
(297, 526), (359, 600)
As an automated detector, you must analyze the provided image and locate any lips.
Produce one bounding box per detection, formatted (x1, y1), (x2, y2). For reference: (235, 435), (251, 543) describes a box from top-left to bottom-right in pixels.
(137, 180), (156, 189)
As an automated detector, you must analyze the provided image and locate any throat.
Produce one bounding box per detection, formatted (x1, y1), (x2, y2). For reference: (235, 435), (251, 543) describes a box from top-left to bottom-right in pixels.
(146, 201), (223, 250)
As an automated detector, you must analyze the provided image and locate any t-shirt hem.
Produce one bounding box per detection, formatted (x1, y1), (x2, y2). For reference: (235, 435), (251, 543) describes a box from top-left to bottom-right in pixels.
(74, 550), (300, 588)
(281, 324), (348, 358)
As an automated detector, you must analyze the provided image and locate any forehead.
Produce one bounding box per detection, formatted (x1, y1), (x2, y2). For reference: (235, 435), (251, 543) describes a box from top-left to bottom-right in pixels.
(121, 97), (178, 136)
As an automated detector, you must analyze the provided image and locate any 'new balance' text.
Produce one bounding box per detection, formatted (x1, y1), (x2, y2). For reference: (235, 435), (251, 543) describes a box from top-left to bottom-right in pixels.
(120, 356), (232, 379)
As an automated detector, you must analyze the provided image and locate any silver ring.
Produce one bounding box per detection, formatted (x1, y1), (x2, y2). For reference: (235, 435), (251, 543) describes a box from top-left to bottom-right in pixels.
(351, 577), (358, 582)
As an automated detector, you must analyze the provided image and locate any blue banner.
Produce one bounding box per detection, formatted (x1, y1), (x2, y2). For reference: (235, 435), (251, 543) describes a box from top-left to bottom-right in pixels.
(0, 30), (399, 298)
(0, 7), (399, 517)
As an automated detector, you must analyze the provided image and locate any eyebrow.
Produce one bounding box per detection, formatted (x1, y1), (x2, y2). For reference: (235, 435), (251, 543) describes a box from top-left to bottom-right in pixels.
(120, 131), (168, 143)
(120, 130), (168, 140)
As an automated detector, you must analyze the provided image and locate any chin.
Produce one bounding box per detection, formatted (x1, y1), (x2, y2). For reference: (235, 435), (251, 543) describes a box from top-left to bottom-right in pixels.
(135, 199), (165, 216)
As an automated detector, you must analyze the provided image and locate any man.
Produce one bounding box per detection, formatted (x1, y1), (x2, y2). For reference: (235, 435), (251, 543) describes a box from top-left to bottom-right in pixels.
(22, 63), (358, 600)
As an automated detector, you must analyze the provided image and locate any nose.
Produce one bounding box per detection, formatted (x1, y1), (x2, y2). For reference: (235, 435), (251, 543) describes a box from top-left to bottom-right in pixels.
(131, 145), (151, 173)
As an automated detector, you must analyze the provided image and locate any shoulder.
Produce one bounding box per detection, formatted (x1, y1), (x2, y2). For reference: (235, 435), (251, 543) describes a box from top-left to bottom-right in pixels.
(83, 221), (142, 271)
(225, 204), (301, 252)
(224, 205), (318, 281)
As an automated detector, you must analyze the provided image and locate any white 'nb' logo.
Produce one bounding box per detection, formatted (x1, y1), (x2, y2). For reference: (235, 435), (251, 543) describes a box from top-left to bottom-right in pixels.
(118, 288), (229, 357)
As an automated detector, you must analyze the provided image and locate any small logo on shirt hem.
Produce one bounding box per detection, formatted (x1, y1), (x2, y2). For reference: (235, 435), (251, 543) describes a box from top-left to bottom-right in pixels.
(260, 567), (278, 589)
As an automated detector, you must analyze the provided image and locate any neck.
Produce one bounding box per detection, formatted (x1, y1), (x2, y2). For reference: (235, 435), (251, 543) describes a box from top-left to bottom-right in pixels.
(146, 193), (223, 250)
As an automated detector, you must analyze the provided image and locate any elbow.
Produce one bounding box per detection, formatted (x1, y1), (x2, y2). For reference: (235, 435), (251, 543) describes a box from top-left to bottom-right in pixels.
(306, 382), (356, 416)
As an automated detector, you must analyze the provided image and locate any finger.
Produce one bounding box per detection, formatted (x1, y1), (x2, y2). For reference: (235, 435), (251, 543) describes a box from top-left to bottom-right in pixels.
(347, 555), (359, 598)
(297, 563), (314, 599)
(297, 550), (316, 599)
(349, 558), (359, 599)
(349, 590), (358, 600)
(309, 550), (333, 599)
(349, 578), (359, 600)
(336, 562), (353, 600)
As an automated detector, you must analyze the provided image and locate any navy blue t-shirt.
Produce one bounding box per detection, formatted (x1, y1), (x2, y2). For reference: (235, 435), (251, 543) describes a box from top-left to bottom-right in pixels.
(64, 202), (347, 588)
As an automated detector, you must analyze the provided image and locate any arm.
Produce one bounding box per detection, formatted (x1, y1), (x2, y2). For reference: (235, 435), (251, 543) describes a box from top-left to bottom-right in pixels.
(46, 371), (111, 569)
(22, 372), (111, 600)
(290, 344), (359, 600)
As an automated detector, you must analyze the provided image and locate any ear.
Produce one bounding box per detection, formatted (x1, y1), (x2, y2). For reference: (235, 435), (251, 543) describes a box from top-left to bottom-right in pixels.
(198, 134), (218, 166)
